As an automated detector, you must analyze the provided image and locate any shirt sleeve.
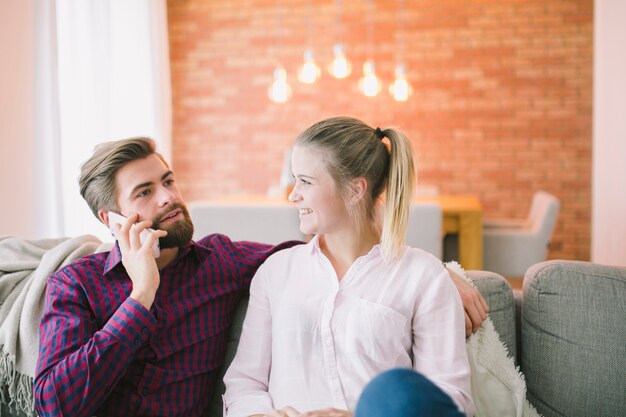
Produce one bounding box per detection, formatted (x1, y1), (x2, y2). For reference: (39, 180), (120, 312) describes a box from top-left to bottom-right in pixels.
(225, 236), (302, 289)
(223, 263), (275, 417)
(411, 264), (475, 417)
(34, 269), (157, 417)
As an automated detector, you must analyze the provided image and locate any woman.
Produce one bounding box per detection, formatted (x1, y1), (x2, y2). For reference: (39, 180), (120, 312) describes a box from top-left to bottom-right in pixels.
(224, 117), (475, 417)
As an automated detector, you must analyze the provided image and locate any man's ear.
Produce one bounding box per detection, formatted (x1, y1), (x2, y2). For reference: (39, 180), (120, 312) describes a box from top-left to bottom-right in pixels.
(98, 210), (109, 226)
(348, 177), (368, 205)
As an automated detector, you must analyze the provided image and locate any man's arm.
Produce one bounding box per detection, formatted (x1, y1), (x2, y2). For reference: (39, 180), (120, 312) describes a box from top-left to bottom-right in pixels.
(446, 265), (489, 336)
(219, 236), (302, 288)
(34, 270), (157, 417)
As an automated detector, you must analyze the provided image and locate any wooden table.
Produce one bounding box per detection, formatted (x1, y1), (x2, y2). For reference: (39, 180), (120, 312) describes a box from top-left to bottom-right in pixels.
(203, 194), (483, 270)
(416, 195), (483, 270)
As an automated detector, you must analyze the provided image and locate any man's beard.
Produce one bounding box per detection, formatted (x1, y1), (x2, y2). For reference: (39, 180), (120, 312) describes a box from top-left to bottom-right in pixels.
(152, 203), (194, 249)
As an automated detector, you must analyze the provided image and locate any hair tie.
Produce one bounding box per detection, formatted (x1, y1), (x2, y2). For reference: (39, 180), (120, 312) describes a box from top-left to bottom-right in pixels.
(374, 127), (385, 140)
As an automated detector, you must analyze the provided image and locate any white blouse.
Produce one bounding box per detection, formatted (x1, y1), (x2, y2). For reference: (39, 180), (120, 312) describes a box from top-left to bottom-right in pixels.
(224, 236), (474, 417)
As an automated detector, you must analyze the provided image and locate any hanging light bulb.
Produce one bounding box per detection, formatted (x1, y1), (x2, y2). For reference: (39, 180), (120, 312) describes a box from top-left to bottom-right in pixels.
(389, 64), (412, 101)
(328, 43), (351, 79)
(268, 66), (292, 103)
(299, 1), (319, 85)
(389, 0), (412, 102)
(298, 49), (321, 84)
(358, 61), (382, 97)
(358, 0), (380, 97)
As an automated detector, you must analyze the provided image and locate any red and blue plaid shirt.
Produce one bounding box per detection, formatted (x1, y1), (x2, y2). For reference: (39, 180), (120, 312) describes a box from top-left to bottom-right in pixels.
(35, 234), (299, 417)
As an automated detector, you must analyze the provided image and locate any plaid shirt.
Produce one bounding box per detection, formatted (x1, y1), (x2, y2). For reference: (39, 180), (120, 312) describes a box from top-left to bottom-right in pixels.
(35, 234), (298, 417)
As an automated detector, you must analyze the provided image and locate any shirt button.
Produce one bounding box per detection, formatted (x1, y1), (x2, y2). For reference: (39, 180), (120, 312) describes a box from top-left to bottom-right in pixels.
(142, 388), (149, 396)
(134, 338), (142, 347)
(141, 327), (149, 335)
(153, 337), (160, 347)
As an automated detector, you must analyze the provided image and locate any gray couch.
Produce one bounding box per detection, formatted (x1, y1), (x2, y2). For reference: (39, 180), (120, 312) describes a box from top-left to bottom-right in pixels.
(2, 260), (624, 417)
(208, 260), (626, 417)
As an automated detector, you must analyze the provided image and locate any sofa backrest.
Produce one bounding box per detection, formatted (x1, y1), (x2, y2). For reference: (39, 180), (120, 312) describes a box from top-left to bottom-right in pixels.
(522, 260), (626, 417)
(188, 202), (305, 245)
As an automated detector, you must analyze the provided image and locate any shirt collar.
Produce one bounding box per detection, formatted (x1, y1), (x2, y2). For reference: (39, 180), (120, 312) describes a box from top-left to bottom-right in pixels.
(308, 235), (321, 255)
(103, 242), (123, 274)
(103, 240), (212, 275)
(307, 234), (383, 260)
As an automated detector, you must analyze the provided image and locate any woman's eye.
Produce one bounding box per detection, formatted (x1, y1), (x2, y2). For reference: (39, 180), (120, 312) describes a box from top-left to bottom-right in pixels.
(164, 179), (174, 186)
(299, 178), (311, 185)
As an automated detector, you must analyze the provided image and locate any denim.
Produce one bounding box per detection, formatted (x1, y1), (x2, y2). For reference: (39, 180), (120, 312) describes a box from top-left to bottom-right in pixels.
(354, 368), (464, 417)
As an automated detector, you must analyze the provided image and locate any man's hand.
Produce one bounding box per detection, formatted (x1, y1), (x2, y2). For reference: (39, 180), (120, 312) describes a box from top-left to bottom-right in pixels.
(255, 407), (352, 417)
(115, 213), (167, 310)
(446, 266), (490, 337)
(253, 406), (301, 417)
(298, 408), (353, 417)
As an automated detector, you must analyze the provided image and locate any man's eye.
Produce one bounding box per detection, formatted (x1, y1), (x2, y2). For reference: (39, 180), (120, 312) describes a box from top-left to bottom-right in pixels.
(138, 189), (151, 197)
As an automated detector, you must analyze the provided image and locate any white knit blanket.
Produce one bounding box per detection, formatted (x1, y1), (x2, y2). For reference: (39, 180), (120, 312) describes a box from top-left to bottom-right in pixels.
(0, 235), (102, 416)
(445, 262), (541, 417)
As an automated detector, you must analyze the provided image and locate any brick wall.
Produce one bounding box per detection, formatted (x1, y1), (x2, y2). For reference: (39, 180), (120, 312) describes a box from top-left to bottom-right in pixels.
(167, 0), (593, 261)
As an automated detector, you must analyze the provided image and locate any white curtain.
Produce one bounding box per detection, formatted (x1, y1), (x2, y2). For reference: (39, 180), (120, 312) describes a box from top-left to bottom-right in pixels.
(34, 0), (172, 242)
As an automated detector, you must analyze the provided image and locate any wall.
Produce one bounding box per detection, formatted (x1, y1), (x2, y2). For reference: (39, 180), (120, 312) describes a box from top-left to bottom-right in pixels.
(168, 0), (593, 261)
(592, 0), (626, 266)
(0, 0), (36, 237)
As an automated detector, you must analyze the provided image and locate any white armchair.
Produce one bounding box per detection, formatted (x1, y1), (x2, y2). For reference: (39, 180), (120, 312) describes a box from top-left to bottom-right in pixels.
(483, 191), (560, 277)
(188, 202), (305, 244)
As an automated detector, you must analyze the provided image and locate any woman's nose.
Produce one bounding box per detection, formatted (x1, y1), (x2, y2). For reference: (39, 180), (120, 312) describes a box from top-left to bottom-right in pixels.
(288, 184), (300, 203)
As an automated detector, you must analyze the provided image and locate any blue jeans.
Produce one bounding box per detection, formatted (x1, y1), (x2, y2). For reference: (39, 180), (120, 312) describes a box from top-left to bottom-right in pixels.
(354, 368), (464, 417)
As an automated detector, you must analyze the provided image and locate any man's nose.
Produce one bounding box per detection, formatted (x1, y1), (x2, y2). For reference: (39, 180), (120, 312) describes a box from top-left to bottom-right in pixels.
(157, 186), (176, 206)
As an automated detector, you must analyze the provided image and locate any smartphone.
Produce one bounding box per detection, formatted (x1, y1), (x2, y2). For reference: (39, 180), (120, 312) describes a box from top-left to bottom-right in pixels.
(108, 211), (160, 258)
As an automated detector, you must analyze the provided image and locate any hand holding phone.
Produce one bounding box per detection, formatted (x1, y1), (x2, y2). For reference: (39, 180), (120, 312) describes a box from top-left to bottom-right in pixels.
(108, 211), (160, 258)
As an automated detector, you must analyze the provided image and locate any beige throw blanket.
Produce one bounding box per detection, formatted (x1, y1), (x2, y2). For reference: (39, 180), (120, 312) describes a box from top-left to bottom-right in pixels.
(0, 235), (102, 416)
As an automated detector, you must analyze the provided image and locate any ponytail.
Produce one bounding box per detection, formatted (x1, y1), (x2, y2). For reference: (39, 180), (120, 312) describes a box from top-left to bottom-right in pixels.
(380, 128), (415, 260)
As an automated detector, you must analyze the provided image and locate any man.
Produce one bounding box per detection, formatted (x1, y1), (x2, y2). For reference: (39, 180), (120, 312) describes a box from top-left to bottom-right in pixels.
(34, 137), (487, 416)
(34, 137), (296, 416)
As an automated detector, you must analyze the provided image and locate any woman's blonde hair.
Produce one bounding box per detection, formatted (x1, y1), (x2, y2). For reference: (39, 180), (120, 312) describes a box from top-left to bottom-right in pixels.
(295, 116), (416, 260)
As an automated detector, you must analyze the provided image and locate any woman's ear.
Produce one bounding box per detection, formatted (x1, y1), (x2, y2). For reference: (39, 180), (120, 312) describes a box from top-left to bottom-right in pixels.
(348, 177), (368, 204)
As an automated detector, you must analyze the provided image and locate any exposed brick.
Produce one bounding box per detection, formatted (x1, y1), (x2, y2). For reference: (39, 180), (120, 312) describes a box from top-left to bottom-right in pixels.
(168, 0), (592, 262)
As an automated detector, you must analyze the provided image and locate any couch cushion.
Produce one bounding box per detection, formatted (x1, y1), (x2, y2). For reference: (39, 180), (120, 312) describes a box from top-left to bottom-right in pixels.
(205, 296), (249, 417)
(522, 260), (626, 417)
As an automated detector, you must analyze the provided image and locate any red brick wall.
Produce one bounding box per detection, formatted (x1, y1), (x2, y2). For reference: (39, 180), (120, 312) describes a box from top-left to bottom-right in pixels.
(167, 0), (593, 261)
